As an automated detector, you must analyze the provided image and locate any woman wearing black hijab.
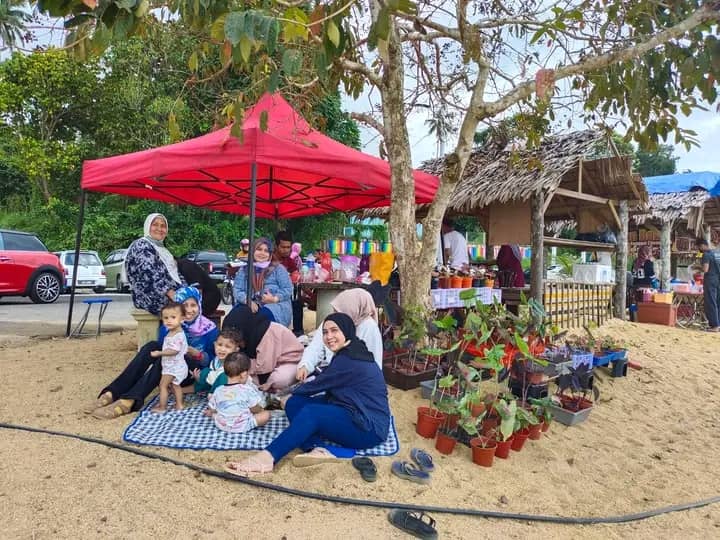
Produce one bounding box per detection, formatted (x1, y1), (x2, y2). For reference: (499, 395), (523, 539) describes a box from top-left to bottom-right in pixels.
(225, 312), (390, 476)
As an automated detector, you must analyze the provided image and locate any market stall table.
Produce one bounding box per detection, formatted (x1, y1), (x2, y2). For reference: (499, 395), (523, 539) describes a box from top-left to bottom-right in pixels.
(299, 282), (373, 324)
(673, 291), (706, 328)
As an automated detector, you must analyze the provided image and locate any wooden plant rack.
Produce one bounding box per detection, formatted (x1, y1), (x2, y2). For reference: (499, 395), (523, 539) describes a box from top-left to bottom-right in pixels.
(543, 282), (613, 329)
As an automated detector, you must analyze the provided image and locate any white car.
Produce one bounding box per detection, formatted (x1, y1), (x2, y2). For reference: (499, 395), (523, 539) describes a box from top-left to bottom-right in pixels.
(53, 250), (107, 293)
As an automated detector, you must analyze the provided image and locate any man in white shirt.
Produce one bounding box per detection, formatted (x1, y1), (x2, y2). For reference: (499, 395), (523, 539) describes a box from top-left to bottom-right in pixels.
(441, 219), (469, 270)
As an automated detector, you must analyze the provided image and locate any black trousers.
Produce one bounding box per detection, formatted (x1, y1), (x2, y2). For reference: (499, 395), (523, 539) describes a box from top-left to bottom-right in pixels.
(292, 299), (304, 335)
(101, 341), (194, 411)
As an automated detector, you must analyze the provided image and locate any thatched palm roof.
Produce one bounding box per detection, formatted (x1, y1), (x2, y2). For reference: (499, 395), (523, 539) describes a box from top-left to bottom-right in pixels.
(632, 190), (710, 234)
(363, 130), (646, 219)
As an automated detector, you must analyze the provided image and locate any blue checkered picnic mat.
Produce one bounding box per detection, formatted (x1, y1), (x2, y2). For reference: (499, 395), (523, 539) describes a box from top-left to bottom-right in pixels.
(122, 393), (399, 456)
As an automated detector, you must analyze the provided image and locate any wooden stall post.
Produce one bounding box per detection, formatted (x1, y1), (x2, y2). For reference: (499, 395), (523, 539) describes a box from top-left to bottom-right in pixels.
(704, 224), (712, 244)
(530, 191), (545, 313)
(613, 200), (629, 319)
(660, 220), (672, 290)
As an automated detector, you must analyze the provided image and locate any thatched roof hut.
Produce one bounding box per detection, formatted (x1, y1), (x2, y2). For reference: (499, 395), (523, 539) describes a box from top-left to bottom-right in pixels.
(632, 190), (710, 235)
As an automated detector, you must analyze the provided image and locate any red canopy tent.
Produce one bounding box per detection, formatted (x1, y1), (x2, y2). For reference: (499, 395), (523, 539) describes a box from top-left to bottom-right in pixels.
(68, 93), (438, 335)
(81, 92), (438, 219)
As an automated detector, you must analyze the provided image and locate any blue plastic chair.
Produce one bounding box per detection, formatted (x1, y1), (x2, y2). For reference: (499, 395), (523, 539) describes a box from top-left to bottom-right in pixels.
(69, 298), (113, 338)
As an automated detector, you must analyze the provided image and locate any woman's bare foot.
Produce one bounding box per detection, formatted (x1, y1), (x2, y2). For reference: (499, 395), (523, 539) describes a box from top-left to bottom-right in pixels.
(174, 403), (184, 411)
(225, 451), (274, 476)
(82, 391), (114, 414)
(150, 406), (166, 414)
(292, 447), (340, 467)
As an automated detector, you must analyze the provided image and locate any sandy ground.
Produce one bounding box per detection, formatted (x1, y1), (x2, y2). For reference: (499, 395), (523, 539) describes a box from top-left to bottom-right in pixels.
(2, 320), (720, 539)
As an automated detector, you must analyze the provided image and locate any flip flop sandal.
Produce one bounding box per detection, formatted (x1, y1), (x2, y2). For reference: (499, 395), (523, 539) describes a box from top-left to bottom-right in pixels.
(292, 448), (341, 467)
(82, 392), (114, 414)
(90, 400), (131, 420)
(410, 448), (435, 473)
(225, 457), (273, 477)
(387, 509), (438, 540)
(351, 457), (377, 482)
(391, 461), (431, 485)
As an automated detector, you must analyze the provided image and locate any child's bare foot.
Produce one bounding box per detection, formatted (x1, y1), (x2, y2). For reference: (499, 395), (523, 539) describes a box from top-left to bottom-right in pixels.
(150, 406), (166, 414)
(174, 403), (184, 411)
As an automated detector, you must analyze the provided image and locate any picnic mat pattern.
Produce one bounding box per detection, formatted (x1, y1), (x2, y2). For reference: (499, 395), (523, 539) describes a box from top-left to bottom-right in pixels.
(122, 394), (399, 456)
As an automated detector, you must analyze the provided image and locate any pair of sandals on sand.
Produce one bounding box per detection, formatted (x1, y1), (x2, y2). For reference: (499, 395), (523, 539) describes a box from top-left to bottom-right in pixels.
(82, 392), (132, 419)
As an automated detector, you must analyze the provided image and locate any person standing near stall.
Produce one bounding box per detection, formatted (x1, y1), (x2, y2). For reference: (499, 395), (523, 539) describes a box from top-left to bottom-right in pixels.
(441, 218), (469, 270)
(496, 244), (526, 287)
(697, 239), (720, 331)
(274, 230), (304, 335)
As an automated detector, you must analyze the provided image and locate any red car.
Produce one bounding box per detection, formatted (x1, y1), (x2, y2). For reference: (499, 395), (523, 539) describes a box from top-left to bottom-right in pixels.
(0, 229), (64, 304)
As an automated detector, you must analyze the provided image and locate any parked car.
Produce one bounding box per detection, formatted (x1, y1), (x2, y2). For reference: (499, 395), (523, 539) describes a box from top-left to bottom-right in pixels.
(0, 229), (64, 303)
(53, 250), (107, 293)
(104, 248), (129, 292)
(180, 250), (229, 283)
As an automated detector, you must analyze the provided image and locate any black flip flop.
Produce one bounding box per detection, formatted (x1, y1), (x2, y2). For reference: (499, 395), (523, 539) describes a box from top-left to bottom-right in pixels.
(388, 509), (438, 539)
(351, 456), (377, 482)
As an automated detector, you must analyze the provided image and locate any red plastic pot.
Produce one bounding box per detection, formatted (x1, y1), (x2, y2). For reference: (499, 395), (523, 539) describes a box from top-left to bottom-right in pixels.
(470, 402), (486, 418)
(470, 437), (497, 467)
(416, 407), (446, 439)
(560, 395), (593, 412)
(443, 413), (460, 431)
(481, 415), (499, 437)
(528, 423), (543, 440)
(541, 420), (551, 432)
(495, 437), (513, 459)
(435, 432), (457, 455)
(511, 428), (530, 451)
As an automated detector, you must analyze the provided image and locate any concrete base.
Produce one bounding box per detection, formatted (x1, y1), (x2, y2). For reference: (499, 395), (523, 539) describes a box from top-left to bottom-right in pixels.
(130, 308), (160, 350)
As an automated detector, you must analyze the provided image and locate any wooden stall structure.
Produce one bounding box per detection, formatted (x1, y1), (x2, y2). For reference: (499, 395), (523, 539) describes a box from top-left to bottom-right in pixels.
(368, 130), (648, 330)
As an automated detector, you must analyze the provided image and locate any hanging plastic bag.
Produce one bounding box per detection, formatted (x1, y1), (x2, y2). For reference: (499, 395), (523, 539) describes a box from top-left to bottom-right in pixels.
(369, 252), (395, 285)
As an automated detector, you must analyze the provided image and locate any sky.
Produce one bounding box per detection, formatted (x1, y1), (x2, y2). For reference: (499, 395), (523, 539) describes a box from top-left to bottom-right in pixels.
(342, 92), (720, 173)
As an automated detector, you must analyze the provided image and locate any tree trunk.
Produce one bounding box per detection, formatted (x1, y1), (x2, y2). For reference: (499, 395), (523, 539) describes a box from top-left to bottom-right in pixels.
(660, 221), (672, 290)
(530, 191), (545, 307)
(613, 200), (629, 319)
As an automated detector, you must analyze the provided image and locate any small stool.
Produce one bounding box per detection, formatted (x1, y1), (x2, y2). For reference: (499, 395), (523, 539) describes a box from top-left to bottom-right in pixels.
(69, 298), (113, 338)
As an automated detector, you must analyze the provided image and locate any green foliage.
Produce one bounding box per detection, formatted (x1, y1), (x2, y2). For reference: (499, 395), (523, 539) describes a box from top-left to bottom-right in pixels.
(635, 144), (678, 177)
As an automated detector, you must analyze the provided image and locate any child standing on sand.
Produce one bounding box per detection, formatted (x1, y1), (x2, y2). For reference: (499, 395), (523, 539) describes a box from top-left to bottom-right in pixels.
(204, 352), (270, 433)
(151, 302), (188, 413)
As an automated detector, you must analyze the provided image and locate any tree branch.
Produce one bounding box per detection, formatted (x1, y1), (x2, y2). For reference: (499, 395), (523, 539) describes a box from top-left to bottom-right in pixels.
(482, 5), (720, 118)
(339, 58), (382, 86)
(350, 112), (385, 137)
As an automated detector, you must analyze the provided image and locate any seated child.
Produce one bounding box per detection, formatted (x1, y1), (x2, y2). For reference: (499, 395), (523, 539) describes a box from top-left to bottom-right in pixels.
(193, 328), (243, 393)
(204, 352), (271, 433)
(151, 302), (188, 413)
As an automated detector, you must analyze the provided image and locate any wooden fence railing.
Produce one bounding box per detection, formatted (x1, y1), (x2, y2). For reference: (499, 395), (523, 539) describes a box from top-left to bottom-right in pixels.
(543, 281), (614, 329)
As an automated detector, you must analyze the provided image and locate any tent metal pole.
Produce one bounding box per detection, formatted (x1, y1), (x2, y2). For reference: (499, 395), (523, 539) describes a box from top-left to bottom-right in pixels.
(66, 190), (86, 337)
(247, 163), (256, 306)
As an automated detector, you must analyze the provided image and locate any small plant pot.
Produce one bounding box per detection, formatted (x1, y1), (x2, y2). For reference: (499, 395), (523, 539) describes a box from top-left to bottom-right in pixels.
(511, 429), (530, 451)
(470, 402), (486, 418)
(435, 432), (457, 455)
(461, 276), (473, 288)
(541, 420), (551, 432)
(416, 407), (446, 439)
(450, 276), (463, 288)
(495, 437), (513, 459)
(438, 276), (451, 289)
(470, 437), (497, 467)
(443, 413), (460, 431)
(528, 423), (543, 440)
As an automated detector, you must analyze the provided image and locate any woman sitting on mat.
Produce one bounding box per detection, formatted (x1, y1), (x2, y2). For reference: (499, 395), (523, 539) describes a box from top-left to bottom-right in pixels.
(222, 303), (302, 392)
(84, 287), (218, 419)
(225, 312), (390, 476)
(296, 288), (383, 381)
(125, 213), (183, 316)
(233, 237), (293, 327)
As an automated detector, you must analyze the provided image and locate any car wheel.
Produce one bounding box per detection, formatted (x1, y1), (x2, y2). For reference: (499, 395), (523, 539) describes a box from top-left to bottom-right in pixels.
(29, 272), (61, 304)
(93, 286), (106, 294)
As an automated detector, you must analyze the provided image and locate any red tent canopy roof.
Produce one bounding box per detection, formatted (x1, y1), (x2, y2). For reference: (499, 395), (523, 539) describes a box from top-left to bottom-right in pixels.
(81, 93), (438, 219)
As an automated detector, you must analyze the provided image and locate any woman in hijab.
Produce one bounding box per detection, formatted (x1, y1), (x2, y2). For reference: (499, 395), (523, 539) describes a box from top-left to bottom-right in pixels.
(233, 237), (293, 327)
(125, 213), (183, 315)
(296, 288), (383, 381)
(632, 245), (658, 288)
(222, 303), (302, 392)
(84, 286), (218, 419)
(496, 244), (525, 287)
(225, 312), (390, 476)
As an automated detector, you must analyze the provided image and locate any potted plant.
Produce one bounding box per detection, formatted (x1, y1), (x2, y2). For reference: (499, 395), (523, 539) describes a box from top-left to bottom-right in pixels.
(528, 396), (555, 436)
(547, 364), (598, 426)
(511, 406), (539, 451)
(464, 414), (497, 467)
(493, 396), (517, 459)
(416, 374), (452, 438)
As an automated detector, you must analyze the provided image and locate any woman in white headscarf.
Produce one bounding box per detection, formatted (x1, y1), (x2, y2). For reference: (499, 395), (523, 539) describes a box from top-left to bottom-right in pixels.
(125, 213), (183, 315)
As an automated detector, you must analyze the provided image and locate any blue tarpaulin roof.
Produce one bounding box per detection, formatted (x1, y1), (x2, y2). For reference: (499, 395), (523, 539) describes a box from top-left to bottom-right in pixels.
(643, 171), (720, 195)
